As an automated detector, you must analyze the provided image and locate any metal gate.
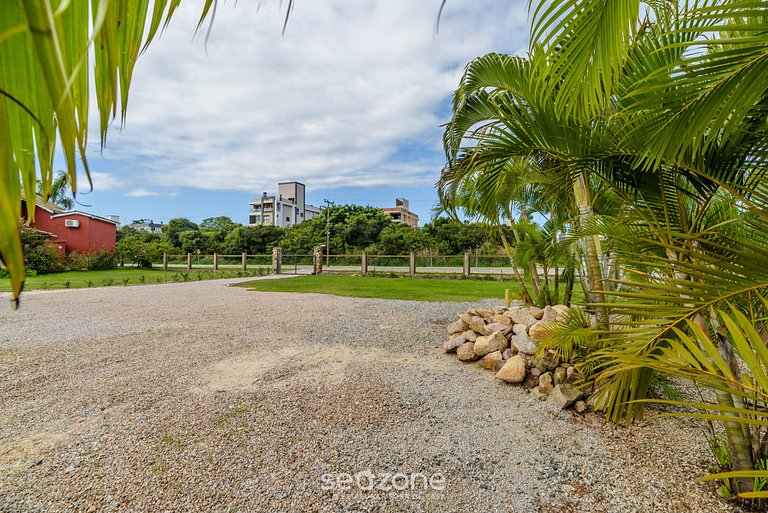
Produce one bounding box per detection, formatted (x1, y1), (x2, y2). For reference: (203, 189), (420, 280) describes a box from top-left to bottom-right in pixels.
(280, 254), (315, 275)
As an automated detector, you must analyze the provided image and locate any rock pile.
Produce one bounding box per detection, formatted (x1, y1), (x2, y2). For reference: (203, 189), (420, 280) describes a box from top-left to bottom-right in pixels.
(444, 303), (588, 412)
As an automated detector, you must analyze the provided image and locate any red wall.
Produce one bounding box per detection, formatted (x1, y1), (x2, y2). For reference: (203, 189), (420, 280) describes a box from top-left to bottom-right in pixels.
(23, 203), (116, 254)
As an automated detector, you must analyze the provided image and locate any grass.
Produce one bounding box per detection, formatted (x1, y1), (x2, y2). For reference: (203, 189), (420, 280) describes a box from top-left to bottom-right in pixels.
(234, 275), (520, 302)
(0, 267), (268, 291)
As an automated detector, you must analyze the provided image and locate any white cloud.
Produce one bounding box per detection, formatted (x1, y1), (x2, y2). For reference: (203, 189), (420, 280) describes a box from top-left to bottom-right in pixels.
(93, 0), (529, 195)
(125, 188), (161, 197)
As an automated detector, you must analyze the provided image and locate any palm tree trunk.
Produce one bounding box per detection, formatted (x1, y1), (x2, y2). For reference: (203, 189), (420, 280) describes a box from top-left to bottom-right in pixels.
(519, 203), (541, 294)
(573, 172), (607, 325)
(499, 228), (533, 304)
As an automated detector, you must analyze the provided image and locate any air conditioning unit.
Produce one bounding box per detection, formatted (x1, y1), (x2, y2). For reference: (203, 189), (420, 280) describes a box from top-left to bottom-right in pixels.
(64, 219), (80, 228)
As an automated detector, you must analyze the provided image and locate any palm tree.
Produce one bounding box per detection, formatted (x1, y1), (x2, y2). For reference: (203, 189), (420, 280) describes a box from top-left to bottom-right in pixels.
(36, 171), (74, 210)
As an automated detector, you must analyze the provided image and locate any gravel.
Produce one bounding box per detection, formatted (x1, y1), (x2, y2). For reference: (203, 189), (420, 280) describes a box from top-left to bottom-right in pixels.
(0, 278), (741, 512)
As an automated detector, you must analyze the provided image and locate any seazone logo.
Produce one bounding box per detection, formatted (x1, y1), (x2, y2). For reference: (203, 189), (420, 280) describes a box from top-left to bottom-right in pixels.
(320, 470), (446, 492)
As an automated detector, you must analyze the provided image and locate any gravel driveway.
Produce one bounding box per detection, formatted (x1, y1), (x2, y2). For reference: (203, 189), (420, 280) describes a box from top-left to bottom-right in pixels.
(0, 278), (738, 512)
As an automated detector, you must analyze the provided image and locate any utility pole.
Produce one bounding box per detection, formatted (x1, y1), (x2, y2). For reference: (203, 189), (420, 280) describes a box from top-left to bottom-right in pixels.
(324, 198), (334, 266)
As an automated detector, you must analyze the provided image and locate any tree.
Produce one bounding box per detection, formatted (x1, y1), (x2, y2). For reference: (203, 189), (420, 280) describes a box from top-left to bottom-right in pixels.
(163, 218), (199, 249)
(36, 170), (74, 210)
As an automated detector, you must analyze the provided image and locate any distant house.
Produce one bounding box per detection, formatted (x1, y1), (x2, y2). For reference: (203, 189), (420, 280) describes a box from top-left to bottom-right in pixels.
(21, 197), (118, 255)
(129, 220), (164, 234)
(248, 181), (322, 228)
(382, 198), (419, 227)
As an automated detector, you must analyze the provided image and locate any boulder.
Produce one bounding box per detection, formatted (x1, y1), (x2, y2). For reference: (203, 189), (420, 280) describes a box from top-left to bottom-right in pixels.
(459, 313), (473, 325)
(574, 400), (588, 414)
(554, 366), (567, 385)
(448, 318), (469, 335)
(531, 387), (548, 401)
(538, 372), (554, 395)
(566, 365), (580, 384)
(539, 350), (560, 370)
(479, 350), (504, 371)
(552, 304), (571, 321)
(468, 316), (487, 334)
(523, 372), (539, 389)
(541, 305), (558, 322)
(473, 308), (496, 320)
(484, 322), (509, 335)
(443, 335), (466, 353)
(496, 355), (526, 383)
(528, 321), (553, 343)
(490, 314), (513, 327)
(511, 334), (537, 355)
(457, 342), (480, 362)
(529, 306), (544, 320)
(546, 384), (583, 410)
(512, 324), (528, 336)
(462, 329), (478, 342)
(502, 348), (515, 360)
(507, 308), (539, 327)
(474, 331), (508, 356)
(530, 367), (542, 378)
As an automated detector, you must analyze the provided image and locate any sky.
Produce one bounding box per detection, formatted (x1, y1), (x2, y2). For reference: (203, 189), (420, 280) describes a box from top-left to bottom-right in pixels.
(67, 0), (530, 226)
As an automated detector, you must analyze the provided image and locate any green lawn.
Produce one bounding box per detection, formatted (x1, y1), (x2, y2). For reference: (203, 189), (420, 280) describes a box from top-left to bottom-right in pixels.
(235, 275), (519, 302)
(0, 268), (266, 291)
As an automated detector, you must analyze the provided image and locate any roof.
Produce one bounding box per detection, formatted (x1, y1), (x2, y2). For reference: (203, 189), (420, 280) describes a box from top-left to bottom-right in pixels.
(50, 211), (119, 225)
(21, 195), (65, 214)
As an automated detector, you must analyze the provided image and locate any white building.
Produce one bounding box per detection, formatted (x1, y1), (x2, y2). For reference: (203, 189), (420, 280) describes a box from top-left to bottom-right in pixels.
(129, 220), (164, 233)
(248, 182), (321, 228)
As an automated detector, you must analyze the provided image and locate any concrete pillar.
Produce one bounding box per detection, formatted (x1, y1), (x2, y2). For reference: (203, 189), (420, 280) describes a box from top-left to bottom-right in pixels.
(313, 246), (324, 275)
(187, 253), (192, 271)
(464, 252), (470, 276)
(213, 253), (219, 271)
(242, 253), (247, 271)
(362, 251), (368, 275)
(409, 252), (416, 276)
(163, 253), (168, 272)
(272, 247), (282, 275)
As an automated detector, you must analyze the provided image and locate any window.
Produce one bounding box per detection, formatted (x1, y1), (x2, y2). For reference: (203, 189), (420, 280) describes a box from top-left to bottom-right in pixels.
(250, 215), (257, 224)
(277, 203), (281, 212)
(286, 216), (290, 222)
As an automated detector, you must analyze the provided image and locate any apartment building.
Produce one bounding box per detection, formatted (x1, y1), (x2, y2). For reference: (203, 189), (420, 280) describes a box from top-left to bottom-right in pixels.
(248, 181), (321, 228)
(382, 198), (419, 227)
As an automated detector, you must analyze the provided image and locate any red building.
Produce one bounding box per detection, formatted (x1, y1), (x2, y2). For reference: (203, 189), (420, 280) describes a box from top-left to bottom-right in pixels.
(21, 197), (118, 255)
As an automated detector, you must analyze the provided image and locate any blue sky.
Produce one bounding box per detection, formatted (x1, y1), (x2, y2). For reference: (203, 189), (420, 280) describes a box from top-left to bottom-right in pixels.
(65, 0), (529, 226)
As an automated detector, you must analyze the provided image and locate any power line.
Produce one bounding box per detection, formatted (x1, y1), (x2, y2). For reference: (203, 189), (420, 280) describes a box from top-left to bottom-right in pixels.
(323, 199), (335, 266)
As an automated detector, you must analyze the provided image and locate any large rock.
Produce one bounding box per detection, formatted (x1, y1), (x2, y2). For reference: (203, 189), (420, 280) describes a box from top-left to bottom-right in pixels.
(459, 313), (473, 325)
(462, 329), (478, 342)
(468, 316), (487, 334)
(474, 331), (508, 356)
(496, 355), (526, 383)
(484, 322), (509, 335)
(502, 348), (515, 360)
(443, 335), (466, 353)
(552, 304), (571, 321)
(511, 334), (537, 355)
(547, 384), (583, 410)
(512, 324), (528, 336)
(507, 308), (539, 327)
(554, 366), (567, 385)
(574, 400), (588, 413)
(457, 342), (480, 362)
(541, 305), (558, 322)
(472, 308), (496, 320)
(448, 318), (469, 335)
(479, 350), (504, 371)
(528, 321), (553, 343)
(529, 306), (544, 320)
(490, 314), (513, 327)
(534, 350), (560, 370)
(538, 372), (554, 395)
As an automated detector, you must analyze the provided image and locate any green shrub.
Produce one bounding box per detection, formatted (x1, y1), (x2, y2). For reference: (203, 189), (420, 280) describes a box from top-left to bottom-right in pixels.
(90, 250), (117, 270)
(26, 243), (66, 274)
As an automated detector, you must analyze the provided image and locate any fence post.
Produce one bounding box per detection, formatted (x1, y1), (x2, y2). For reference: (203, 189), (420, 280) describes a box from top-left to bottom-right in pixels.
(163, 253), (168, 272)
(464, 252), (470, 276)
(313, 246), (324, 275)
(187, 253), (192, 271)
(362, 251), (368, 275)
(213, 253), (219, 272)
(272, 247), (282, 275)
(242, 253), (247, 271)
(409, 252), (416, 276)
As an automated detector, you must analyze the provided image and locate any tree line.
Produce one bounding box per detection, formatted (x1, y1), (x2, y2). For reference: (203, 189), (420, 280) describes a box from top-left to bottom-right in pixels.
(115, 205), (522, 267)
